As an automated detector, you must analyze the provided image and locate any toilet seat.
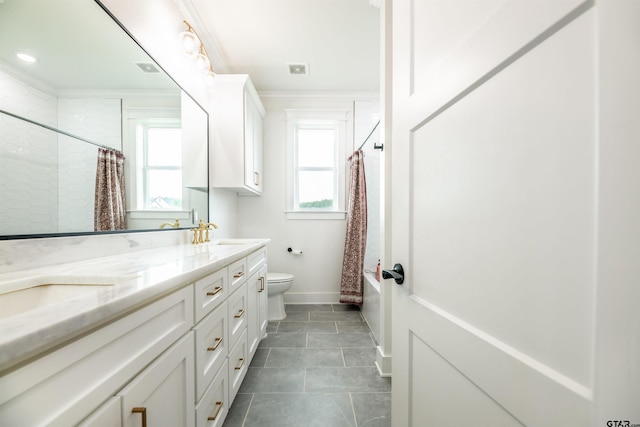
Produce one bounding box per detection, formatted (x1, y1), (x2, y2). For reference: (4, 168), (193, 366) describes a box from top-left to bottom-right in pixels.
(267, 273), (294, 283)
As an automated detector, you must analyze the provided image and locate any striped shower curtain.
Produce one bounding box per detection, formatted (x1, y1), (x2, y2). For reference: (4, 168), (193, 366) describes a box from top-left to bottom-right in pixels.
(339, 150), (367, 305)
(94, 148), (126, 231)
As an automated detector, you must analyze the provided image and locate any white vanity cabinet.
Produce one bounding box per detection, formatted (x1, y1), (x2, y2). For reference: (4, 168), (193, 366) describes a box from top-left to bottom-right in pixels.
(0, 244), (268, 427)
(210, 74), (265, 196)
(0, 286), (194, 426)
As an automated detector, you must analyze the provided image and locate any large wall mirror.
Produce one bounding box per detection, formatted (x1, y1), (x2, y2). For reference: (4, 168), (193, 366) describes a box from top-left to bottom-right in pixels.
(0, 0), (209, 239)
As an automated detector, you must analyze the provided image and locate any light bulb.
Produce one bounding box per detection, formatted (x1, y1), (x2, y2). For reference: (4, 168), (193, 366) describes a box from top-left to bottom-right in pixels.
(179, 30), (200, 56)
(194, 52), (210, 72)
(205, 67), (216, 88)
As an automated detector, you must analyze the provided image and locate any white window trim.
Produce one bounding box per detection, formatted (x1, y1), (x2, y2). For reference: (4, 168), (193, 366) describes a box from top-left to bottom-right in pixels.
(285, 108), (350, 220)
(123, 107), (183, 217)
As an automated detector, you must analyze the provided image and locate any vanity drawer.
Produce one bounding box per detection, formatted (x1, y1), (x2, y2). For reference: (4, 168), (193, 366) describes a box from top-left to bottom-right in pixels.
(195, 360), (229, 427)
(227, 282), (247, 350)
(228, 258), (247, 294)
(194, 268), (228, 323)
(247, 247), (267, 278)
(228, 329), (248, 405)
(193, 301), (228, 400)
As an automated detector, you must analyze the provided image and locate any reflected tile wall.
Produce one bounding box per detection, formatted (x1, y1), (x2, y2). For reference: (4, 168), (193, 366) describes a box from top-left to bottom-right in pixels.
(57, 98), (122, 232)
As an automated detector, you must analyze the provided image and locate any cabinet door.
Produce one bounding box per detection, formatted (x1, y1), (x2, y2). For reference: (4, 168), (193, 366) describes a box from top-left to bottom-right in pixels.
(247, 265), (269, 358)
(78, 397), (122, 427)
(252, 97), (263, 193)
(246, 271), (260, 357)
(119, 333), (195, 427)
(244, 91), (263, 193)
(257, 265), (269, 340)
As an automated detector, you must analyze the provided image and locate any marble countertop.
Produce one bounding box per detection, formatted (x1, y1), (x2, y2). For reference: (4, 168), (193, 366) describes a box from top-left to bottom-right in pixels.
(0, 238), (269, 373)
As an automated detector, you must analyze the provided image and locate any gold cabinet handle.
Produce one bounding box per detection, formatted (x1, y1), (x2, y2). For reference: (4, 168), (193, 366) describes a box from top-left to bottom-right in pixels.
(258, 277), (265, 292)
(206, 286), (223, 297)
(132, 407), (147, 427)
(207, 401), (224, 421)
(207, 337), (222, 352)
(234, 358), (245, 370)
(234, 309), (245, 318)
(233, 271), (244, 279)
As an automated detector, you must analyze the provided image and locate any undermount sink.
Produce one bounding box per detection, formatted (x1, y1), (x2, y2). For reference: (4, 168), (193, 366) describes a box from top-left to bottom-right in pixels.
(214, 241), (246, 245)
(0, 275), (137, 320)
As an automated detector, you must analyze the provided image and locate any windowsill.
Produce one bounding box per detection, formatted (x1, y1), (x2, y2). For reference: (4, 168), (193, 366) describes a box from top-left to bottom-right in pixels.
(285, 211), (347, 220)
(128, 210), (191, 220)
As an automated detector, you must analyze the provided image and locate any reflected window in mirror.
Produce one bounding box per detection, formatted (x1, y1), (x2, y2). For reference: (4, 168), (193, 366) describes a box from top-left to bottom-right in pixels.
(135, 119), (183, 210)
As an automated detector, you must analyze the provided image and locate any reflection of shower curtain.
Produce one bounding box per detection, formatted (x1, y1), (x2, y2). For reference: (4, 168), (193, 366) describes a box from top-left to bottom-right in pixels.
(340, 150), (367, 305)
(94, 148), (126, 231)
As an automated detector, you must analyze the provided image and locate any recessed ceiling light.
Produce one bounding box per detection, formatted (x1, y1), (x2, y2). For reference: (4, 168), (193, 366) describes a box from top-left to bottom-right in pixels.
(135, 62), (160, 73)
(16, 53), (37, 63)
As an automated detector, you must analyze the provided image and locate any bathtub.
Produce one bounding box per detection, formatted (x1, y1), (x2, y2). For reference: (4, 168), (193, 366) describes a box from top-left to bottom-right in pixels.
(362, 272), (381, 343)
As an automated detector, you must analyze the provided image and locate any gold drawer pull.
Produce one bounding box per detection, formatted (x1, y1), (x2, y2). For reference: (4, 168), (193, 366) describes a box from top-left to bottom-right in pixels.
(207, 337), (222, 352)
(208, 401), (224, 421)
(234, 309), (245, 318)
(234, 358), (245, 370)
(206, 286), (223, 297)
(258, 276), (265, 292)
(132, 407), (147, 427)
(233, 271), (244, 279)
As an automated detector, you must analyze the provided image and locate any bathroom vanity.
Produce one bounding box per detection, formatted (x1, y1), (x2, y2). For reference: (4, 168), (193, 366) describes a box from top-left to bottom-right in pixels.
(0, 238), (269, 426)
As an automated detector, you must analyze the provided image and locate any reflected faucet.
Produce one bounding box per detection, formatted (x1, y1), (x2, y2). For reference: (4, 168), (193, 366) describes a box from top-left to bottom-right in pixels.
(191, 219), (219, 244)
(160, 219), (180, 229)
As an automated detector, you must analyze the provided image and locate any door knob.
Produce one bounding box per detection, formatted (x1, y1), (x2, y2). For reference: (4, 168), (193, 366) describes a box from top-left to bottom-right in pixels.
(382, 263), (404, 285)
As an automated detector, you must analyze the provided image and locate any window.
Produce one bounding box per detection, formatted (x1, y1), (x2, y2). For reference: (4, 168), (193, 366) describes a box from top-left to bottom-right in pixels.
(285, 109), (350, 219)
(135, 119), (183, 210)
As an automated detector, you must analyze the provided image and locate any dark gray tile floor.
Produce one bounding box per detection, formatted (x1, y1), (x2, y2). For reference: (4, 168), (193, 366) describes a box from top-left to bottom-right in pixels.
(223, 304), (392, 427)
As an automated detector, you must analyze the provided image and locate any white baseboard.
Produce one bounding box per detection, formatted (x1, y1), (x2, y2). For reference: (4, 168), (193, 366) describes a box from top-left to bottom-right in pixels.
(283, 292), (341, 304)
(376, 345), (392, 377)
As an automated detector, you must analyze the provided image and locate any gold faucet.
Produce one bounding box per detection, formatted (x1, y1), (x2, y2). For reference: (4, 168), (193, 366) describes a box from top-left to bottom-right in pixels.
(160, 219), (180, 229)
(191, 219), (219, 244)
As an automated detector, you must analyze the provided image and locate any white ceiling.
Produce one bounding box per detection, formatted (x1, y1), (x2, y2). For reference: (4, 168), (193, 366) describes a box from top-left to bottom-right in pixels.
(0, 0), (179, 94)
(181, 0), (381, 93)
(0, 0), (379, 95)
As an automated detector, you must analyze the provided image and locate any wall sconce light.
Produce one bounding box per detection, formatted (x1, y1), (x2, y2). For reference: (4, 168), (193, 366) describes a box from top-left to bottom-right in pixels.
(179, 20), (215, 83)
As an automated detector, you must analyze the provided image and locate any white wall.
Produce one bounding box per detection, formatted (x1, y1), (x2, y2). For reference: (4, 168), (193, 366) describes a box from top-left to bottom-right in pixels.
(237, 94), (378, 304)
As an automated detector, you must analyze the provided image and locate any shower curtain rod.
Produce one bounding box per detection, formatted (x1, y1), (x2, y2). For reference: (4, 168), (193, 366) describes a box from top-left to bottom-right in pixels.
(357, 120), (382, 151)
(1, 109), (123, 154)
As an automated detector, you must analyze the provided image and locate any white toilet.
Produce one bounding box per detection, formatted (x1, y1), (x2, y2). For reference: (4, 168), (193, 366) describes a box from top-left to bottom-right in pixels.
(266, 273), (294, 321)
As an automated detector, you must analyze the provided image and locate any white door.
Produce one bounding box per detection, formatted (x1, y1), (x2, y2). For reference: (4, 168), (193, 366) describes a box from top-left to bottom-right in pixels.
(388, 1), (640, 426)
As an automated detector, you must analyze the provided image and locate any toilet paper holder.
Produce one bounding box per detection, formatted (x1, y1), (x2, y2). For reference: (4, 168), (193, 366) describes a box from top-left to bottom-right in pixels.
(287, 247), (303, 255)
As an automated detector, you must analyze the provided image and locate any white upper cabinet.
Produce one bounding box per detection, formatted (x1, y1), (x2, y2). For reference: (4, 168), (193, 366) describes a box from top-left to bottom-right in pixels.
(210, 75), (265, 195)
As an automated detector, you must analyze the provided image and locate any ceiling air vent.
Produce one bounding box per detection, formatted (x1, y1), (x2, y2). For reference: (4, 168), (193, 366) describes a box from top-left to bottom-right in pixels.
(288, 63), (309, 75)
(135, 62), (161, 73)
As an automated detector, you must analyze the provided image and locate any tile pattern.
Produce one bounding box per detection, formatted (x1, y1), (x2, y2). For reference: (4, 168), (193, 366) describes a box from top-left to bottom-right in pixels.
(223, 304), (391, 427)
